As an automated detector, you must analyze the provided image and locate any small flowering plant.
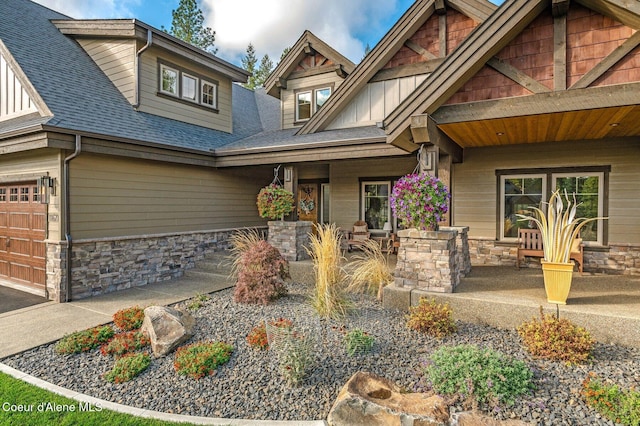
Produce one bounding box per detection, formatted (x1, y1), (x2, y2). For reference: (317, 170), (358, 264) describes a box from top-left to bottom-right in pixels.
(256, 184), (295, 220)
(390, 173), (450, 230)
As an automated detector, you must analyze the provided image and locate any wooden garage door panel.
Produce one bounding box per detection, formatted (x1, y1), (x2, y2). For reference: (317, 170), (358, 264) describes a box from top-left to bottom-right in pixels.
(0, 183), (46, 291)
(9, 212), (30, 230)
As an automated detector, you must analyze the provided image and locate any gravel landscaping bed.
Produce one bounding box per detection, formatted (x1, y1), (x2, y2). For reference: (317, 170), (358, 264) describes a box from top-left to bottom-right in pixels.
(3, 280), (640, 425)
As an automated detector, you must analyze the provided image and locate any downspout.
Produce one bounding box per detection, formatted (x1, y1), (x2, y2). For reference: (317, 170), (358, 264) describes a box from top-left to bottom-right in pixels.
(63, 135), (81, 302)
(133, 28), (153, 110)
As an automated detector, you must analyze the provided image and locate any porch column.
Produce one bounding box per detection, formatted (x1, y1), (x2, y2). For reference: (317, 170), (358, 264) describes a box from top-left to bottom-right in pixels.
(283, 165), (298, 221)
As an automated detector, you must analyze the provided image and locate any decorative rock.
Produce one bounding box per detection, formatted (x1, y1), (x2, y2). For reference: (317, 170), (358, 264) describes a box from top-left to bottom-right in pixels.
(141, 306), (195, 357)
(327, 371), (449, 426)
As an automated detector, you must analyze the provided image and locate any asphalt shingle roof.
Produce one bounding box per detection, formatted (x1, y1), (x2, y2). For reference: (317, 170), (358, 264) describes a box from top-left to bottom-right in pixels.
(0, 0), (385, 157)
(0, 0), (266, 152)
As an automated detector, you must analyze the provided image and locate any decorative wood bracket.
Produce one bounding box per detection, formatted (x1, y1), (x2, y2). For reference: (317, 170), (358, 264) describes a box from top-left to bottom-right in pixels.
(570, 31), (640, 89)
(487, 57), (552, 94)
(435, 0), (447, 15)
(404, 40), (438, 61)
(552, 0), (570, 17)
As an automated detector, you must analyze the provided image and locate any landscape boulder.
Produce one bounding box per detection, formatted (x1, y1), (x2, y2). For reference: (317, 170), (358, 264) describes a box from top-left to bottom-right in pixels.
(141, 306), (195, 357)
(327, 371), (449, 426)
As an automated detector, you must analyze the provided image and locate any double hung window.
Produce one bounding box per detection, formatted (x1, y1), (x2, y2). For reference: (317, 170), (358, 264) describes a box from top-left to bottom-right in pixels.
(295, 86), (332, 122)
(158, 62), (218, 110)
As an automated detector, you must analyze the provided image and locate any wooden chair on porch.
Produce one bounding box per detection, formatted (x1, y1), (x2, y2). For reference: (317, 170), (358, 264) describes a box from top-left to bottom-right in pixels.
(516, 228), (584, 274)
(346, 220), (371, 251)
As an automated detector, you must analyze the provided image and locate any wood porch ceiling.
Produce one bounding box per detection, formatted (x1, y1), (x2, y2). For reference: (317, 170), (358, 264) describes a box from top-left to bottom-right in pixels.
(434, 104), (640, 148)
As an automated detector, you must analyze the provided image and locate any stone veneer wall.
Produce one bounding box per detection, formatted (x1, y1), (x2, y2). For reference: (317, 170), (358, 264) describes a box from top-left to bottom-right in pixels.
(393, 228), (470, 293)
(468, 237), (640, 275)
(46, 227), (266, 301)
(267, 221), (312, 261)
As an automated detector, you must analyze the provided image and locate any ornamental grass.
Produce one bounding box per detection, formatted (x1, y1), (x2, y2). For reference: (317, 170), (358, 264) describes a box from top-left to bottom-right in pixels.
(346, 239), (393, 300)
(306, 223), (350, 319)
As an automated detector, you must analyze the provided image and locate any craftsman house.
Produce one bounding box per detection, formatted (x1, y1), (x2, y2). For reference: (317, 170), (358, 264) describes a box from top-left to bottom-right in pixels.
(1, 0), (639, 302)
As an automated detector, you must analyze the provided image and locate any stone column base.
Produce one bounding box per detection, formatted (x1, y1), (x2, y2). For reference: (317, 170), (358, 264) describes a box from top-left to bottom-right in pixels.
(267, 221), (312, 261)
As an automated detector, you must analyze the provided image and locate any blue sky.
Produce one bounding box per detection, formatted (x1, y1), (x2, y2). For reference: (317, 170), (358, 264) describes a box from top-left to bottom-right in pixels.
(33, 0), (503, 66)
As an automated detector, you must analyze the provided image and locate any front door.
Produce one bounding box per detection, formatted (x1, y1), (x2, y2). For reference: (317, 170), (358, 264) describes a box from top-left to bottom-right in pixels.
(0, 183), (46, 294)
(297, 183), (319, 223)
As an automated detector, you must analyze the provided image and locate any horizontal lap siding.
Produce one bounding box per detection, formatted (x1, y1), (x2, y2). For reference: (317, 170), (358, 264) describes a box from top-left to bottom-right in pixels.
(77, 39), (136, 103)
(138, 49), (232, 132)
(0, 148), (62, 240)
(452, 139), (640, 244)
(69, 154), (270, 239)
(329, 156), (415, 230)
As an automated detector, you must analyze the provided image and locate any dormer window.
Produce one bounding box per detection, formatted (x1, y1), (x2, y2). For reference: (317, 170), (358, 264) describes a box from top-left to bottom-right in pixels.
(295, 86), (332, 123)
(160, 65), (178, 96)
(201, 80), (218, 109)
(157, 60), (218, 111)
(181, 73), (198, 101)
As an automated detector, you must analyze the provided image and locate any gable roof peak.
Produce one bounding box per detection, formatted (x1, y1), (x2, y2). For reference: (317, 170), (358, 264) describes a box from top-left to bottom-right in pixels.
(263, 30), (355, 99)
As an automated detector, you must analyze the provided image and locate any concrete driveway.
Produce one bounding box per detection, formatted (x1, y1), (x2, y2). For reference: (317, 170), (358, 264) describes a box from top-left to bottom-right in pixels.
(0, 285), (48, 314)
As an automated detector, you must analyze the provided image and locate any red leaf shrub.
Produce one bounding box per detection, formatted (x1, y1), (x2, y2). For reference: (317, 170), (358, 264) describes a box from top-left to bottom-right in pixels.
(234, 240), (289, 305)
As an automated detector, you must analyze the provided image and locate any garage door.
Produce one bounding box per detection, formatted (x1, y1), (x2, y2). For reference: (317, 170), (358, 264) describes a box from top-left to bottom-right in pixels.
(0, 183), (46, 293)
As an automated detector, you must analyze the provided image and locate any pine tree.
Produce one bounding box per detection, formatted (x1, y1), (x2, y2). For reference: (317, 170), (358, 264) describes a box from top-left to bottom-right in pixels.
(242, 43), (258, 89)
(164, 0), (217, 54)
(254, 54), (274, 89)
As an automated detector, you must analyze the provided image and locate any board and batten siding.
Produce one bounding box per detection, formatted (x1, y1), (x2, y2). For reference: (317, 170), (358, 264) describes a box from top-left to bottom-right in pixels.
(327, 74), (429, 130)
(137, 47), (233, 132)
(77, 38), (136, 104)
(69, 154), (270, 239)
(0, 51), (37, 120)
(282, 73), (346, 130)
(0, 147), (63, 241)
(452, 138), (640, 245)
(329, 156), (416, 231)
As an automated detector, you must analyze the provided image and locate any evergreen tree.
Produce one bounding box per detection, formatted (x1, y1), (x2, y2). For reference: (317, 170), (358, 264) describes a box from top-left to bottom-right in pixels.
(241, 43), (258, 89)
(362, 43), (372, 60)
(164, 0), (217, 54)
(255, 54), (274, 88)
(280, 46), (291, 62)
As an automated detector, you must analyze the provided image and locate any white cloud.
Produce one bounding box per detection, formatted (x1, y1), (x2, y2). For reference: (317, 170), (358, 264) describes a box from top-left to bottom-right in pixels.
(203, 0), (402, 64)
(32, 0), (140, 20)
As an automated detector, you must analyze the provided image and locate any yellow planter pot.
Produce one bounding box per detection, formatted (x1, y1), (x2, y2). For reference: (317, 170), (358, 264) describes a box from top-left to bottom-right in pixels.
(541, 260), (574, 305)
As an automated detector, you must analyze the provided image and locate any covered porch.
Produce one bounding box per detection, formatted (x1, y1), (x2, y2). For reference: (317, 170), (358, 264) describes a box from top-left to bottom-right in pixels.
(404, 262), (640, 348)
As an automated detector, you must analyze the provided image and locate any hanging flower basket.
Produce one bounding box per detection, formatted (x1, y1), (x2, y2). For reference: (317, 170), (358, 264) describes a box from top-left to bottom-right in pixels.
(390, 172), (450, 231)
(257, 184), (295, 220)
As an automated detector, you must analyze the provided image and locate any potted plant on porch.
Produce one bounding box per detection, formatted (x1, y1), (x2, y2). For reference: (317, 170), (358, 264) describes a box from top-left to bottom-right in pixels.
(517, 190), (606, 304)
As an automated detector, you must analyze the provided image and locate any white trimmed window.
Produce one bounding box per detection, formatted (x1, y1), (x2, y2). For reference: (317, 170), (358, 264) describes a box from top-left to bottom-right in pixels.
(201, 80), (217, 109)
(295, 87), (332, 122)
(181, 73), (198, 101)
(499, 171), (606, 245)
(296, 91), (312, 121)
(158, 62), (219, 111)
(500, 175), (546, 240)
(361, 181), (391, 232)
(160, 65), (178, 96)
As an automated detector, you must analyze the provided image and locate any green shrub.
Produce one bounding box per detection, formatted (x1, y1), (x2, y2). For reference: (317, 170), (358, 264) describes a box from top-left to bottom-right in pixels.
(100, 331), (150, 357)
(233, 240), (289, 305)
(517, 307), (595, 364)
(406, 297), (457, 338)
(423, 344), (534, 407)
(187, 293), (210, 311)
(174, 341), (234, 380)
(113, 306), (145, 331)
(344, 328), (375, 356)
(582, 373), (640, 426)
(103, 352), (151, 383)
(55, 325), (115, 354)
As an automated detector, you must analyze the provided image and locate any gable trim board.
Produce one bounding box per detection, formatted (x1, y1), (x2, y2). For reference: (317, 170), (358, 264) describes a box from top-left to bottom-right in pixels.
(264, 30), (356, 99)
(297, 0), (497, 136)
(0, 41), (51, 120)
(383, 0), (549, 150)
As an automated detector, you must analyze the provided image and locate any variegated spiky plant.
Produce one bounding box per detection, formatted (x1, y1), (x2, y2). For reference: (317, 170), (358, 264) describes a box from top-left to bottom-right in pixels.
(516, 190), (606, 263)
